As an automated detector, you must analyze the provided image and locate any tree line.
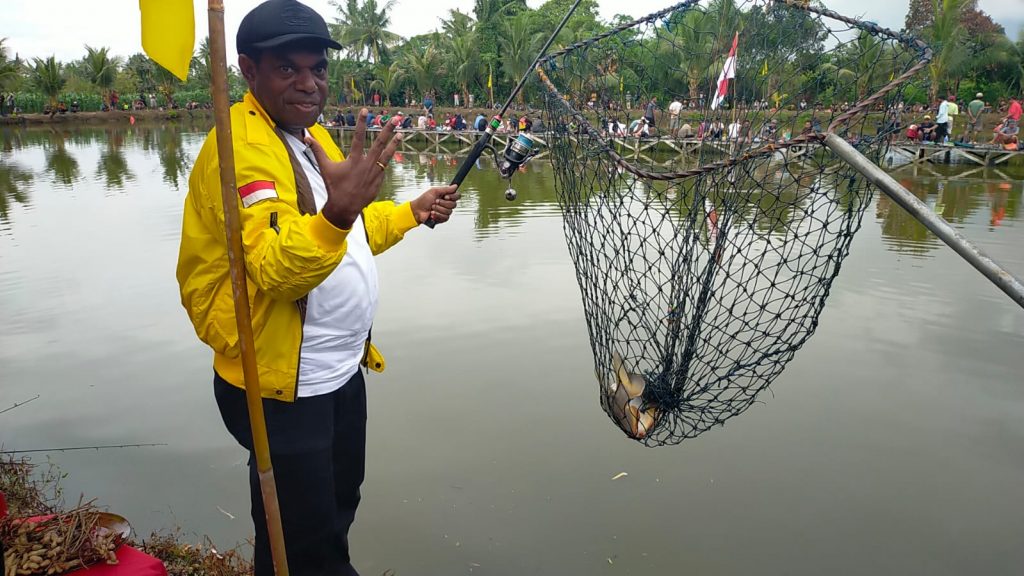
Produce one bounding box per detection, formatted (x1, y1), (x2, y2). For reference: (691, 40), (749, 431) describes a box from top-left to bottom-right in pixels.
(0, 0), (1019, 116)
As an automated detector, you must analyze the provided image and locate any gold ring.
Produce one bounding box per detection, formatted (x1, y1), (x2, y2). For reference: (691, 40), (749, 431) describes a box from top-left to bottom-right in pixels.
(376, 161), (387, 171)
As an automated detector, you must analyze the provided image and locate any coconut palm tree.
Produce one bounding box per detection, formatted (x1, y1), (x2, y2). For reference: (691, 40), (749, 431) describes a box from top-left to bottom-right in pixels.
(83, 46), (121, 107)
(447, 34), (481, 105)
(926, 0), (970, 101)
(369, 62), (404, 105)
(330, 0), (401, 64)
(30, 56), (65, 117)
(0, 39), (22, 91)
(498, 13), (540, 105)
(403, 42), (441, 98)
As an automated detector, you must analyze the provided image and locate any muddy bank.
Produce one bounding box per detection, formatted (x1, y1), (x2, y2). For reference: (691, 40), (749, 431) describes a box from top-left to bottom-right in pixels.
(0, 109), (214, 126)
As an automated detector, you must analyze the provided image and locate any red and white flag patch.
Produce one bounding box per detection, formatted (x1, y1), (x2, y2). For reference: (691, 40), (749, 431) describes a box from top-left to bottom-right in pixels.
(238, 180), (277, 208)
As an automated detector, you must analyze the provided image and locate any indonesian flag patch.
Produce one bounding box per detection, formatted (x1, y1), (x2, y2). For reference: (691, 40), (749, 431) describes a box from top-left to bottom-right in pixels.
(238, 180), (277, 208)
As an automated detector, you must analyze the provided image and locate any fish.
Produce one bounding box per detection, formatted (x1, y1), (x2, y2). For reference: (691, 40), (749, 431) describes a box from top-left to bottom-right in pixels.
(604, 351), (660, 439)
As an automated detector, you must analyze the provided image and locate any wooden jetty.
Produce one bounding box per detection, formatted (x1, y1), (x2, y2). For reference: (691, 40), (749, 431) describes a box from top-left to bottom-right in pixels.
(326, 128), (817, 166)
(886, 142), (1023, 167)
(326, 127), (1021, 170)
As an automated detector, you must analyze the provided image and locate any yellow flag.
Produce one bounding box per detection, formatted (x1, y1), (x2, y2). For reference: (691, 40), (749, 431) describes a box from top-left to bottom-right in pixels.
(487, 66), (493, 89)
(761, 60), (768, 76)
(140, 0), (194, 81)
(619, 74), (624, 93)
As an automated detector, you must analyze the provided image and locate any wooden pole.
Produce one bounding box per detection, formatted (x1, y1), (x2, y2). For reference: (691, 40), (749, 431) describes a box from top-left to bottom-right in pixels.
(824, 133), (1024, 310)
(207, 2), (290, 574)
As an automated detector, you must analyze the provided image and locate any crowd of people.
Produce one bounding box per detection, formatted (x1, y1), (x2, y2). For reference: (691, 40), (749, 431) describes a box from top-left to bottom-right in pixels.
(325, 107), (540, 135)
(903, 92), (1021, 149)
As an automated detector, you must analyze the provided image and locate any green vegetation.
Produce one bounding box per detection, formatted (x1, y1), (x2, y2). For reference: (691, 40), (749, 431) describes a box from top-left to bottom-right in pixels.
(0, 0), (1019, 116)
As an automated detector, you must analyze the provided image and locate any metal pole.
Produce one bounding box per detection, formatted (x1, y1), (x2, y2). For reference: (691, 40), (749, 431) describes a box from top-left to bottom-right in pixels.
(208, 1), (290, 574)
(824, 133), (1024, 310)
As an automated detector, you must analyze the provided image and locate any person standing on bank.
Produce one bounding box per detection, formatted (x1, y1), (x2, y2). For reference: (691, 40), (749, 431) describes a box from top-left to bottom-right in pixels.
(175, 1), (459, 575)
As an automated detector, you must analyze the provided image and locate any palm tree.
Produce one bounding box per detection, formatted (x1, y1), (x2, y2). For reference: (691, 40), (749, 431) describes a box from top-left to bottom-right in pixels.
(403, 42), (441, 98)
(82, 46), (121, 107)
(331, 0), (401, 63)
(447, 34), (481, 105)
(30, 56), (65, 117)
(369, 62), (404, 105)
(0, 38), (22, 91)
(498, 13), (540, 105)
(926, 0), (970, 101)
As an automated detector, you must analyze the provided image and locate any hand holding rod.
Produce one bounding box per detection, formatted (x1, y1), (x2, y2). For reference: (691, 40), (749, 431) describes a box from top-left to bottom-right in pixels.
(423, 0), (584, 229)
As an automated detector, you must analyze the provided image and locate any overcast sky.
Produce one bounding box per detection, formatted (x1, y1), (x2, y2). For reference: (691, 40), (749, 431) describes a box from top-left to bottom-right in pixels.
(2, 0), (1020, 65)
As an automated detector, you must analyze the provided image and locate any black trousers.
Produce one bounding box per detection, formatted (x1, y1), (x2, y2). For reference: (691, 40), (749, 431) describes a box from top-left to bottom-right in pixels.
(214, 371), (366, 576)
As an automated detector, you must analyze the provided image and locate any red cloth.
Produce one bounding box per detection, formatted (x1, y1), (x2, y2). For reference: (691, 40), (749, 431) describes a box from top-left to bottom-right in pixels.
(67, 545), (167, 576)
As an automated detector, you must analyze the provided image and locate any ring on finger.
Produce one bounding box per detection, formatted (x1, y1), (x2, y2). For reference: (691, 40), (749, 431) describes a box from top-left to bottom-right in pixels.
(375, 161), (387, 171)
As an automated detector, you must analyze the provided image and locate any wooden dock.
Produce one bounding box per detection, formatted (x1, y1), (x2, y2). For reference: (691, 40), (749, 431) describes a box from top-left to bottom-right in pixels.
(886, 142), (1022, 167)
(326, 128), (1022, 169)
(326, 128), (816, 166)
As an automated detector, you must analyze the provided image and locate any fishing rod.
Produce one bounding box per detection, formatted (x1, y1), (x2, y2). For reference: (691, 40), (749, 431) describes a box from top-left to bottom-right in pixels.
(0, 396), (40, 416)
(424, 0), (584, 228)
(2, 443), (167, 454)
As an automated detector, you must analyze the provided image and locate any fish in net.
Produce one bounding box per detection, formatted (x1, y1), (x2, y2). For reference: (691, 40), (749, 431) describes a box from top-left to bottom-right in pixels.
(537, 0), (931, 446)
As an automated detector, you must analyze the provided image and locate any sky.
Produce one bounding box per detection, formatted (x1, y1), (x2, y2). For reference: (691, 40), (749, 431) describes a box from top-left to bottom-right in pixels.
(1, 0), (1020, 65)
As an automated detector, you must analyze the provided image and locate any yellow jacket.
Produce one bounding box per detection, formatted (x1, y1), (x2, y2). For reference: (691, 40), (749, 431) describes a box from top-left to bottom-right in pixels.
(176, 92), (418, 401)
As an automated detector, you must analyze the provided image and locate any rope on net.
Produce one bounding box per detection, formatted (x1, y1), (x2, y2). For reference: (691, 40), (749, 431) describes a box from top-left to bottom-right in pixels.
(538, 0), (930, 446)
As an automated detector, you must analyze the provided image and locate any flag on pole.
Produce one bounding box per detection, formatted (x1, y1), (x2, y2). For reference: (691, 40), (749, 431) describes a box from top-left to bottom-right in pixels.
(139, 0), (195, 81)
(350, 77), (361, 99)
(619, 74), (624, 93)
(711, 32), (739, 111)
(487, 66), (493, 89)
(761, 60), (768, 76)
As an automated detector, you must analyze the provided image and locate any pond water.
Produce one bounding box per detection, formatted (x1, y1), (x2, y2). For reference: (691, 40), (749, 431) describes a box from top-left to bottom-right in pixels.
(1, 124), (1023, 575)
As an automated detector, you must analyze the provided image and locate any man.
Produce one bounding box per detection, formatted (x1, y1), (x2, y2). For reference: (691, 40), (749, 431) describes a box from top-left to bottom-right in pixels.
(175, 2), (459, 575)
(919, 114), (937, 142)
(966, 93), (985, 143)
(990, 95), (1021, 147)
(668, 98), (682, 138)
(935, 93), (952, 143)
(474, 112), (487, 132)
(644, 96), (657, 128)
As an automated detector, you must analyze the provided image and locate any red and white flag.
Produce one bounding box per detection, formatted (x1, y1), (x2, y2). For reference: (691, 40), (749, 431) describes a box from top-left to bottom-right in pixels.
(711, 33), (739, 111)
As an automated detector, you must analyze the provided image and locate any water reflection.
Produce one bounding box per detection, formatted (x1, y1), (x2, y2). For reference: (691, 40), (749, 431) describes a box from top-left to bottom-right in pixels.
(154, 126), (191, 189)
(880, 173), (1024, 254)
(43, 131), (80, 187)
(97, 129), (134, 189)
(0, 161), (33, 221)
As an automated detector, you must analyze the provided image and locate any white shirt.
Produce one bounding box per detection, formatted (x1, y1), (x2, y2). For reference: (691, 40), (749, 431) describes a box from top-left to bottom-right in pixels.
(728, 122), (740, 139)
(668, 100), (682, 115)
(282, 131), (378, 397)
(936, 100), (950, 124)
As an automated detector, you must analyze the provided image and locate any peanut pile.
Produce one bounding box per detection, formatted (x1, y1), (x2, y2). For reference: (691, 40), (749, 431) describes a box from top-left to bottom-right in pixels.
(2, 509), (124, 576)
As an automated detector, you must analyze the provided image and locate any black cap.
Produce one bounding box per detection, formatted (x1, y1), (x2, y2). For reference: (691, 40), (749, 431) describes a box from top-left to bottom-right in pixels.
(237, 0), (342, 56)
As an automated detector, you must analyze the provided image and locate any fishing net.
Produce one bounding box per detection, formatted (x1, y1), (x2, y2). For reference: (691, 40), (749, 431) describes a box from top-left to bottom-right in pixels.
(537, 0), (930, 446)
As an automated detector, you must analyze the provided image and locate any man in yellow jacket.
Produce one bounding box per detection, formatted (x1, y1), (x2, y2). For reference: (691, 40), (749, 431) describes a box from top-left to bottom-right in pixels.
(175, 1), (458, 574)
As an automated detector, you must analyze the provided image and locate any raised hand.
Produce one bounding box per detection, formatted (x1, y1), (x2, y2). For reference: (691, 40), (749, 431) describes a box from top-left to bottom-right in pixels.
(305, 108), (403, 229)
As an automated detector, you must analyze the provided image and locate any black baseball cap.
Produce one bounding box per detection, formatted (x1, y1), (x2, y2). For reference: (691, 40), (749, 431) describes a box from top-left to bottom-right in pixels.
(237, 0), (342, 56)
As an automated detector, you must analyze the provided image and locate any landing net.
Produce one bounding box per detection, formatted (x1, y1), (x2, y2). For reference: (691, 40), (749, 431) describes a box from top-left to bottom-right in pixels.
(538, 0), (930, 445)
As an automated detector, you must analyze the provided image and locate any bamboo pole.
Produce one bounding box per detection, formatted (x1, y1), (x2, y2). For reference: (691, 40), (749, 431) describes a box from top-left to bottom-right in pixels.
(824, 133), (1024, 310)
(206, 2), (290, 574)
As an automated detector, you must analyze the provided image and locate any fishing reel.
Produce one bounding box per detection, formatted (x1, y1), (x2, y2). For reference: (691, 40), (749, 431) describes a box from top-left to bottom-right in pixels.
(485, 132), (544, 202)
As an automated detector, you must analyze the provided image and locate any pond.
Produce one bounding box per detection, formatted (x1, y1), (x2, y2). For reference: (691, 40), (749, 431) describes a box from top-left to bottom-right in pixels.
(1, 124), (1023, 574)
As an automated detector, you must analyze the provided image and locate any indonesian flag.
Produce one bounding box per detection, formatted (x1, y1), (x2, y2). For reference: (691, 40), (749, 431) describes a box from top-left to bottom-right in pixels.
(711, 33), (738, 111)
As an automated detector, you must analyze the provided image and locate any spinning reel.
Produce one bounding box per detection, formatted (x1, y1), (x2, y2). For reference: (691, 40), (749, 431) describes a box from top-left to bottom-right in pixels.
(483, 124), (545, 202)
